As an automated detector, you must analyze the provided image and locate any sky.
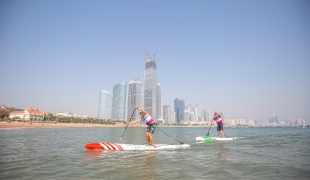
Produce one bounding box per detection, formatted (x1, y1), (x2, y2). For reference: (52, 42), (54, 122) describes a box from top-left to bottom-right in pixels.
(0, 0), (309, 123)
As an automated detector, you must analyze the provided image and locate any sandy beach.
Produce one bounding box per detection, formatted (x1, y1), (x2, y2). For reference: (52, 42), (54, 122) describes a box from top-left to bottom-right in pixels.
(0, 121), (140, 128)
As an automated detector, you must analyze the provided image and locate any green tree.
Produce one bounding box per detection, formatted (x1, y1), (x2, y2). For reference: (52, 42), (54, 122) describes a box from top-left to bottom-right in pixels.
(0, 108), (10, 119)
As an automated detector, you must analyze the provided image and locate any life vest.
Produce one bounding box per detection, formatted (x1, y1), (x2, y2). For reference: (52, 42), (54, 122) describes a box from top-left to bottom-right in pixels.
(142, 116), (154, 125)
(213, 116), (223, 125)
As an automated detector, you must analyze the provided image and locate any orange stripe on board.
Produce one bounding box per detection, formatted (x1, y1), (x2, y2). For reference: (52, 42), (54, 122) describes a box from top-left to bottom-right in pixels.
(106, 143), (116, 150)
(102, 143), (112, 150)
(114, 144), (124, 151)
(99, 143), (109, 150)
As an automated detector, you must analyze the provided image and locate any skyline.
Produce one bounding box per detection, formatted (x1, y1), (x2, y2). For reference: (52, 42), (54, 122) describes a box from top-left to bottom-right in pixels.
(1, 0), (309, 123)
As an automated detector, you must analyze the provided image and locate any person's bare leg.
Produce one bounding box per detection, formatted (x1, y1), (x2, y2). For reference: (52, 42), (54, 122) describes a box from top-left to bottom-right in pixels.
(221, 131), (225, 138)
(146, 132), (150, 145)
(149, 133), (154, 146)
(217, 131), (220, 137)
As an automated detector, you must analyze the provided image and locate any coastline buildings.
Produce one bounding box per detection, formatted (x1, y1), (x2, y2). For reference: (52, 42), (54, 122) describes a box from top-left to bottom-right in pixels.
(127, 78), (142, 121)
(9, 108), (47, 121)
(97, 54), (161, 122)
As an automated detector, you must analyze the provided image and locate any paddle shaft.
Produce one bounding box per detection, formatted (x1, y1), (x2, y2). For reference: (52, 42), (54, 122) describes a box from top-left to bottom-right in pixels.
(206, 122), (212, 136)
(120, 108), (137, 140)
(156, 124), (184, 144)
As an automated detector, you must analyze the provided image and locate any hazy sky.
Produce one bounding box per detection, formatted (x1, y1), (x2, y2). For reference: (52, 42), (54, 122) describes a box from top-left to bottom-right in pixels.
(1, 0), (309, 123)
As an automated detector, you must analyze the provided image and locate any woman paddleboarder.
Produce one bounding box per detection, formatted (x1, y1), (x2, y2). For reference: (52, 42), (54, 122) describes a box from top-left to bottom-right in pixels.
(129, 107), (157, 146)
(212, 112), (225, 138)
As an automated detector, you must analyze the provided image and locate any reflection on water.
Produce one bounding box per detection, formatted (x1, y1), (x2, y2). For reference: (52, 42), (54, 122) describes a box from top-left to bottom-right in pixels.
(83, 149), (159, 179)
(140, 151), (158, 180)
(216, 143), (229, 160)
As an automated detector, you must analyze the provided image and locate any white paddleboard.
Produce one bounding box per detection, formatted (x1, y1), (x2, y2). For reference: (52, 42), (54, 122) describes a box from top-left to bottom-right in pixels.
(85, 142), (190, 151)
(196, 136), (240, 142)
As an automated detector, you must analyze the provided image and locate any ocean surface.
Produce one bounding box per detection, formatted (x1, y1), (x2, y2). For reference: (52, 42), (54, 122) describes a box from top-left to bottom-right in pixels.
(0, 126), (309, 180)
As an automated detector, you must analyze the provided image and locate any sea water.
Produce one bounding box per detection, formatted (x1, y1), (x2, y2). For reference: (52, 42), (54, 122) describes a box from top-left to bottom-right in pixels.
(0, 127), (309, 179)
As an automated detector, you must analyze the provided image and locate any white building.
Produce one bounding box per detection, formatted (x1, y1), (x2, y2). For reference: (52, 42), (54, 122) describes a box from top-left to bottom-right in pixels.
(56, 112), (77, 117)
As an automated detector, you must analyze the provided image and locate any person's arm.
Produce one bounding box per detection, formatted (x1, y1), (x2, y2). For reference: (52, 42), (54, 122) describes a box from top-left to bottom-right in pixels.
(129, 119), (141, 124)
(136, 107), (147, 114)
(137, 107), (149, 116)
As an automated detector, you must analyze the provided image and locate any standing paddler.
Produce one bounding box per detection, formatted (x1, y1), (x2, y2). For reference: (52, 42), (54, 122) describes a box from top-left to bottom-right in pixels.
(212, 112), (225, 138)
(129, 107), (157, 146)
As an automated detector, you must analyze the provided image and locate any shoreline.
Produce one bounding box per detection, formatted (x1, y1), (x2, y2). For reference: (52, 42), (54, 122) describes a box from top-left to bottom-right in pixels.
(0, 122), (206, 128)
(0, 121), (130, 128)
(1, 122), (289, 129)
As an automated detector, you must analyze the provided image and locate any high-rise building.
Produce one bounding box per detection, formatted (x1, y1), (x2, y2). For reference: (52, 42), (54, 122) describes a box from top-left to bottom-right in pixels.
(194, 104), (199, 121)
(174, 98), (180, 123)
(174, 98), (185, 123)
(143, 55), (158, 121)
(127, 78), (142, 121)
(268, 113), (279, 124)
(187, 104), (192, 121)
(206, 110), (212, 122)
(163, 105), (171, 124)
(203, 109), (207, 122)
(111, 82), (127, 121)
(156, 82), (162, 119)
(180, 100), (185, 121)
(184, 109), (190, 121)
(171, 111), (176, 124)
(98, 90), (112, 120)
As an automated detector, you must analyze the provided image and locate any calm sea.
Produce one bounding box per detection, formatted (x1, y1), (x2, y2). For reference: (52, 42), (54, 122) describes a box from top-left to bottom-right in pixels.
(0, 126), (309, 180)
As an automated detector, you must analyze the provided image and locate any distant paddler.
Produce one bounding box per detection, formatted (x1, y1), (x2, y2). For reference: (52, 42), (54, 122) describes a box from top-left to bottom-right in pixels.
(212, 112), (225, 138)
(129, 107), (157, 146)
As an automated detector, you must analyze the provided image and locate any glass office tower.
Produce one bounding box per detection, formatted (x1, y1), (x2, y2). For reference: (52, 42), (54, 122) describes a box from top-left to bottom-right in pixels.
(127, 78), (142, 121)
(143, 55), (158, 121)
(174, 98), (185, 124)
(163, 104), (171, 124)
(98, 90), (112, 120)
(156, 82), (161, 119)
(111, 81), (127, 121)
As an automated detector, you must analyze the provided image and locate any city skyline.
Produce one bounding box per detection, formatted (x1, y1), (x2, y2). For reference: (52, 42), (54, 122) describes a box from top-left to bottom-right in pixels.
(1, 1), (309, 123)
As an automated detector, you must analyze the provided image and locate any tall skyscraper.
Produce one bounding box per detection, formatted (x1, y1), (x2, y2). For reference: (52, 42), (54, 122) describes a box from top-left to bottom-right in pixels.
(127, 78), (142, 121)
(163, 104), (171, 124)
(156, 82), (162, 119)
(184, 109), (190, 121)
(203, 109), (207, 122)
(171, 111), (176, 124)
(206, 110), (212, 122)
(174, 98), (185, 123)
(174, 98), (180, 123)
(180, 99), (185, 121)
(143, 54), (159, 121)
(187, 104), (192, 121)
(194, 104), (199, 121)
(111, 82), (127, 121)
(98, 90), (112, 120)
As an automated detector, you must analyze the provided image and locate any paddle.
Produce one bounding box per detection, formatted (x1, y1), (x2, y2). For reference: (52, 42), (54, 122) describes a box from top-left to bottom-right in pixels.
(120, 108), (137, 140)
(206, 122), (213, 136)
(156, 124), (184, 144)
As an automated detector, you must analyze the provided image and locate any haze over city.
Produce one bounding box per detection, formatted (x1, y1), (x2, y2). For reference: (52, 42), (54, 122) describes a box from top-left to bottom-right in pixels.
(1, 0), (309, 123)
